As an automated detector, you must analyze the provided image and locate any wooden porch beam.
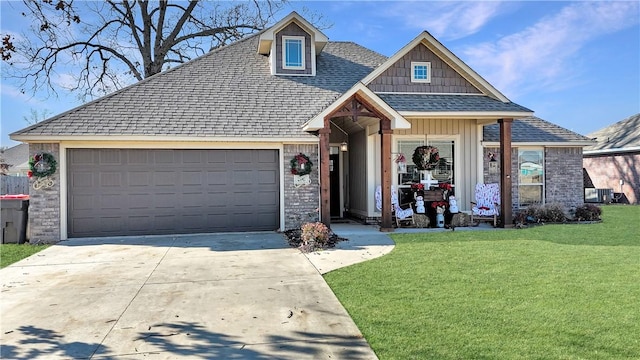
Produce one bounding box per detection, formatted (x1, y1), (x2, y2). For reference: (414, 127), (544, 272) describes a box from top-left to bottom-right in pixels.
(380, 117), (393, 231)
(498, 118), (513, 228)
(319, 116), (331, 228)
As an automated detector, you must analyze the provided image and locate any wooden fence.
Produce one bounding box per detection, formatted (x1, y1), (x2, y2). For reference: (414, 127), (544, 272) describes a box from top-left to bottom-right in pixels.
(1, 176), (29, 195)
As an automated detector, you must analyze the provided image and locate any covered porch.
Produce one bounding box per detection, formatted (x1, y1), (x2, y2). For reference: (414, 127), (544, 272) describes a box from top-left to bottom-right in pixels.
(304, 85), (526, 231)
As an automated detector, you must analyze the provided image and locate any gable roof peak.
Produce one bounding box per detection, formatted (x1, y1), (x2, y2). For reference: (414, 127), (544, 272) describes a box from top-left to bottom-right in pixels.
(258, 11), (328, 55)
(362, 30), (510, 103)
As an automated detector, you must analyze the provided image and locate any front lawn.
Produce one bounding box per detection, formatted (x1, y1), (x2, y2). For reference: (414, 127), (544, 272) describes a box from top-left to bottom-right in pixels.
(0, 244), (49, 268)
(325, 205), (640, 359)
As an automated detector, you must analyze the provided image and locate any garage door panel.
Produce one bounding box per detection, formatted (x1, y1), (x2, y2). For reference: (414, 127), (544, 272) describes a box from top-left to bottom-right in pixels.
(182, 171), (203, 186)
(68, 149), (279, 237)
(154, 171), (177, 186)
(233, 170), (253, 184)
(100, 173), (122, 187)
(71, 172), (94, 188)
(257, 170), (277, 184)
(129, 172), (151, 186)
(154, 193), (177, 209)
(100, 149), (122, 164)
(72, 194), (96, 211)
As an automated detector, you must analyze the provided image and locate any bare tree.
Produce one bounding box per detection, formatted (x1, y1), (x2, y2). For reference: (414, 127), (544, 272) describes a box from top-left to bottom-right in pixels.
(1, 0), (289, 101)
(0, 147), (11, 176)
(23, 108), (53, 125)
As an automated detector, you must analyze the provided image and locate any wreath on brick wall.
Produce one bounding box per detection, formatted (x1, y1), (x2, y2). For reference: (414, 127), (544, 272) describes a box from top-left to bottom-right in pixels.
(290, 153), (313, 176)
(28, 152), (57, 178)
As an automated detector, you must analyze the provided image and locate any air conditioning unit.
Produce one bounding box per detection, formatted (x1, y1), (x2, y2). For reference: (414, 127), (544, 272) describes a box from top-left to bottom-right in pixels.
(585, 188), (613, 203)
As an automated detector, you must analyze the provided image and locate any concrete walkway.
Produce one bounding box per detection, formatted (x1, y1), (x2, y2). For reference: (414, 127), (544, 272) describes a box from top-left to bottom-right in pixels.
(304, 223), (395, 274)
(1, 231), (388, 359)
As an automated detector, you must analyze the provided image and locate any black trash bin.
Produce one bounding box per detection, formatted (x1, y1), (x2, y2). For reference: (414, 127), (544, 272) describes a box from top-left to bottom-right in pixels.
(1, 195), (30, 244)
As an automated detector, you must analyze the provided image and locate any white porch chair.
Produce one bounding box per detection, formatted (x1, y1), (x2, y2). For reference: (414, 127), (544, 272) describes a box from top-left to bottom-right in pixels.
(375, 185), (415, 227)
(470, 183), (500, 227)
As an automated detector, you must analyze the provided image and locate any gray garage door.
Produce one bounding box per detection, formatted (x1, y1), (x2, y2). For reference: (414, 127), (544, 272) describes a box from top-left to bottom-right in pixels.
(67, 149), (280, 238)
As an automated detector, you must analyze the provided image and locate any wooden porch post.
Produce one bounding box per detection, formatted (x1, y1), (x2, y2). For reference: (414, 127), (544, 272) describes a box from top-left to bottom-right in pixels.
(498, 118), (514, 228)
(380, 118), (393, 231)
(319, 116), (331, 228)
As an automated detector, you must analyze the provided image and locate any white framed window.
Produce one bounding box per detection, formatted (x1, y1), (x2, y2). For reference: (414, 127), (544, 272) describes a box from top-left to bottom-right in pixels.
(282, 36), (305, 70)
(411, 61), (431, 83)
(518, 148), (545, 208)
(396, 137), (456, 186)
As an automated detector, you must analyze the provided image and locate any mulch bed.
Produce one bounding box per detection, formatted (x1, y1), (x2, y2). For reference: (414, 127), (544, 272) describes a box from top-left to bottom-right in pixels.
(283, 229), (347, 249)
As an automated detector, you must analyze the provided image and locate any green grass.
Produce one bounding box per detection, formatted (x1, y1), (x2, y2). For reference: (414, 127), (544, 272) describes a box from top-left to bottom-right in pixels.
(325, 205), (640, 360)
(0, 243), (49, 268)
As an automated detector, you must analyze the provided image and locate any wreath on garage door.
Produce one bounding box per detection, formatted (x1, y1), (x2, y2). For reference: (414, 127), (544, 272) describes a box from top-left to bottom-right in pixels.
(28, 152), (57, 178)
(290, 153), (313, 176)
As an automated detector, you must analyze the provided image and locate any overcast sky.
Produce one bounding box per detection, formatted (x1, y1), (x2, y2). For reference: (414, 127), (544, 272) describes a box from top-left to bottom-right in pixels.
(1, 1), (639, 146)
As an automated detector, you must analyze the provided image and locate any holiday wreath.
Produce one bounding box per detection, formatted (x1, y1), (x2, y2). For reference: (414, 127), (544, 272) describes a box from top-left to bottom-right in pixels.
(412, 145), (440, 170)
(28, 152), (57, 178)
(290, 153), (313, 176)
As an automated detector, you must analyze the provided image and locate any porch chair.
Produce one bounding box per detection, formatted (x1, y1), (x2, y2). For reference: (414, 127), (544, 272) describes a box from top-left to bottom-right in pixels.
(470, 183), (500, 227)
(375, 185), (415, 227)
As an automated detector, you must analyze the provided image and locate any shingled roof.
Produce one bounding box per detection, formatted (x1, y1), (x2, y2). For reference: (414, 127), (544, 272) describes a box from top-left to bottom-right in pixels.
(378, 93), (532, 113)
(11, 34), (386, 139)
(483, 116), (594, 144)
(584, 113), (640, 152)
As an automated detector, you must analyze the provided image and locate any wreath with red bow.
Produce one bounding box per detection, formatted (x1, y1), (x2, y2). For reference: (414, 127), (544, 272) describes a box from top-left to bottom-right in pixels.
(28, 152), (57, 178)
(290, 153), (313, 176)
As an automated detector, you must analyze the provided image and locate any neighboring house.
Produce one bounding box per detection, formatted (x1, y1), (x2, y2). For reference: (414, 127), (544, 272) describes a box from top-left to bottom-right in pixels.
(10, 12), (593, 243)
(583, 114), (640, 204)
(0, 143), (29, 176)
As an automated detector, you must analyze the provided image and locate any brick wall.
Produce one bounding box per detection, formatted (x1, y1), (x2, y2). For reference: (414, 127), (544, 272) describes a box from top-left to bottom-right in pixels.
(483, 146), (585, 212)
(283, 144), (320, 229)
(545, 147), (585, 210)
(28, 143), (61, 244)
(583, 152), (639, 204)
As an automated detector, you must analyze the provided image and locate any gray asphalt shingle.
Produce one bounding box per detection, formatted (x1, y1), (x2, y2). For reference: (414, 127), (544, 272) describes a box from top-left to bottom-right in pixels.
(585, 113), (640, 151)
(12, 35), (385, 138)
(378, 93), (532, 113)
(483, 116), (592, 143)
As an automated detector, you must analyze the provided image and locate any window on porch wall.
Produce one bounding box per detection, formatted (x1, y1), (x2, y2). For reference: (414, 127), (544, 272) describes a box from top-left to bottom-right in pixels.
(397, 139), (456, 187)
(518, 148), (545, 207)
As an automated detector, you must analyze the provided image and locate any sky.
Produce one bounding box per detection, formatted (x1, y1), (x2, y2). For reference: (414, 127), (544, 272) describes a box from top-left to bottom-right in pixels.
(1, 1), (639, 147)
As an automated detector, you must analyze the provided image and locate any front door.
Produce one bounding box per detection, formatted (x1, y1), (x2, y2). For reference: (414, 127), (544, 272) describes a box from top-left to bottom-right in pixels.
(330, 153), (340, 217)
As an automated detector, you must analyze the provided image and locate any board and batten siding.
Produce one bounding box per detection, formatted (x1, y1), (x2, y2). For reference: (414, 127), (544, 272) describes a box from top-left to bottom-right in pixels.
(368, 44), (481, 94)
(347, 129), (368, 218)
(391, 118), (481, 213)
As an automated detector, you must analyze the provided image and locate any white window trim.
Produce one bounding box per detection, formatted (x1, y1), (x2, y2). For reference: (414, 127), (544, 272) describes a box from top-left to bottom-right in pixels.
(393, 135), (460, 189)
(517, 147), (545, 208)
(411, 61), (431, 83)
(282, 35), (305, 70)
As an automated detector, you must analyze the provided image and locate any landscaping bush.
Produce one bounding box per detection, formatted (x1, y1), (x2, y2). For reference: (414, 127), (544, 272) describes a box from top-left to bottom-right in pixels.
(574, 203), (602, 221)
(540, 203), (567, 223)
(515, 203), (567, 225)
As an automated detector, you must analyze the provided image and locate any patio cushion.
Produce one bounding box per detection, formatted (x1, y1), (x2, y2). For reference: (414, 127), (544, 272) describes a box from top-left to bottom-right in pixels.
(472, 183), (500, 216)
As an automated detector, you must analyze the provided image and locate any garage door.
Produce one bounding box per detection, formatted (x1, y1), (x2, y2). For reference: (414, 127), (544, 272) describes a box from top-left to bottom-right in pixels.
(67, 149), (280, 237)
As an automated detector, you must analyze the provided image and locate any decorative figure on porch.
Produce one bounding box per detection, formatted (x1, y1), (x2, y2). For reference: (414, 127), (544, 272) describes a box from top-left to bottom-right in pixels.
(415, 195), (425, 214)
(395, 153), (407, 174)
(448, 196), (459, 213)
(436, 208), (445, 228)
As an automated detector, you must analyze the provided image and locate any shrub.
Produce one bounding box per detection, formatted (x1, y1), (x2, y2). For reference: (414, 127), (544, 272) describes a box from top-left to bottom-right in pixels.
(514, 203), (567, 225)
(540, 203), (567, 223)
(300, 222), (330, 253)
(574, 204), (602, 221)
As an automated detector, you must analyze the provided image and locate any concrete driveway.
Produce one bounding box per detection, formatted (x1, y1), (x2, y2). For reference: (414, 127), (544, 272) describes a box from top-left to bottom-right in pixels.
(1, 231), (388, 359)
